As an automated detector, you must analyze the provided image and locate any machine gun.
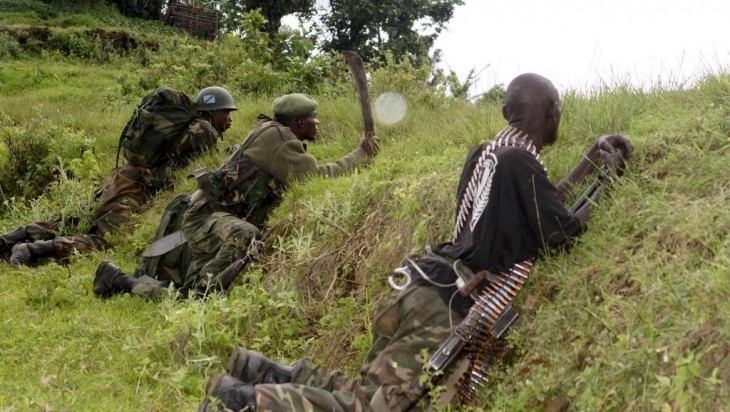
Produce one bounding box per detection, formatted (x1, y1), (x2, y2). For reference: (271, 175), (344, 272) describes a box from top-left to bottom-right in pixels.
(393, 157), (624, 411)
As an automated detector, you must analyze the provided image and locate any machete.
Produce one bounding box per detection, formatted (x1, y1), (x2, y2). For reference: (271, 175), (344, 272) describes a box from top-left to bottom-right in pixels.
(141, 230), (186, 257)
(342, 50), (375, 140)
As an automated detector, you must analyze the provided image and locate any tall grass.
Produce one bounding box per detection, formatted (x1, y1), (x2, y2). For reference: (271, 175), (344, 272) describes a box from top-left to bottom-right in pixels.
(0, 3), (728, 410)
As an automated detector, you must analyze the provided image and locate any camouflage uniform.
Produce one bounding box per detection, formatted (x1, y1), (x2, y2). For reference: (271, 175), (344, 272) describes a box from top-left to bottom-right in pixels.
(5, 118), (219, 260)
(92, 118), (219, 235)
(208, 127), (589, 411)
(176, 118), (371, 294)
(113, 118), (370, 298)
(250, 285), (459, 411)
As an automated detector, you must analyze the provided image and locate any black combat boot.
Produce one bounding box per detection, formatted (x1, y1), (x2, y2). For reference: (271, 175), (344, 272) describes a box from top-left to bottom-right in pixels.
(9, 240), (55, 267)
(93, 260), (136, 298)
(0, 227), (28, 258)
(226, 347), (294, 385)
(199, 375), (256, 412)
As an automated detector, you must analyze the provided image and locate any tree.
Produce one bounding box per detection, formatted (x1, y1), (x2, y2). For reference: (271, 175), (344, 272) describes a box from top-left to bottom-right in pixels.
(317, 0), (464, 65)
(107, 0), (164, 20)
(197, 0), (315, 34)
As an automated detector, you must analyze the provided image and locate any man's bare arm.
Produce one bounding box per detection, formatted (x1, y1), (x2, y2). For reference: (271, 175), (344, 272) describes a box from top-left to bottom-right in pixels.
(556, 133), (633, 202)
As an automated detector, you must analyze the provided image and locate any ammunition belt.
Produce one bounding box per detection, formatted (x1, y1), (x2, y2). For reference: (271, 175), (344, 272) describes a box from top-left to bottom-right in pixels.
(456, 259), (534, 404)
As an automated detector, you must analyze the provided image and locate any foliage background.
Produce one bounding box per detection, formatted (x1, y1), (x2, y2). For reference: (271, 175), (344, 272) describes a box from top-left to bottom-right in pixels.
(0, 1), (728, 410)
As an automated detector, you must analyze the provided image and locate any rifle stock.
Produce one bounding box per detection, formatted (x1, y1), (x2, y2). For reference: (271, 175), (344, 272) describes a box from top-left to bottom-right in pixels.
(195, 227), (274, 298)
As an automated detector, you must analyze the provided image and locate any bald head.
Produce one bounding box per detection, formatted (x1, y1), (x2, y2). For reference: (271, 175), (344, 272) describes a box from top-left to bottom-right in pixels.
(502, 73), (561, 148)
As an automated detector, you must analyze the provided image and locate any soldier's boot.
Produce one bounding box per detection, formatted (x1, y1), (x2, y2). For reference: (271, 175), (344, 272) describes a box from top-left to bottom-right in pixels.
(9, 240), (55, 267)
(93, 260), (136, 298)
(199, 375), (256, 412)
(226, 347), (294, 385)
(0, 227), (28, 258)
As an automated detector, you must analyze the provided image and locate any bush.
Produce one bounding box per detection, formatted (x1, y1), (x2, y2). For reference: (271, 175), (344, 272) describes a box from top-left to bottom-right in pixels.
(0, 31), (21, 59)
(0, 108), (99, 200)
(106, 11), (356, 100)
(47, 29), (104, 60)
(0, 0), (59, 19)
(369, 51), (436, 98)
(2, 160), (100, 233)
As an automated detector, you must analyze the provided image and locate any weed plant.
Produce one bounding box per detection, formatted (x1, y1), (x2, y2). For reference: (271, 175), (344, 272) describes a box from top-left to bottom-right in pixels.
(0, 2), (728, 410)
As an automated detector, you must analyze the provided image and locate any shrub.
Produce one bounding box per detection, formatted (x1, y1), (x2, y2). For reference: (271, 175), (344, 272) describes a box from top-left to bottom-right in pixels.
(0, 31), (21, 59)
(0, 0), (59, 19)
(47, 29), (104, 60)
(0, 108), (98, 200)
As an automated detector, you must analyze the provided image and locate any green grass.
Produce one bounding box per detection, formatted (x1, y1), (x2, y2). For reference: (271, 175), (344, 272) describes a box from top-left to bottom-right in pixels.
(0, 0), (183, 35)
(1, 3), (729, 410)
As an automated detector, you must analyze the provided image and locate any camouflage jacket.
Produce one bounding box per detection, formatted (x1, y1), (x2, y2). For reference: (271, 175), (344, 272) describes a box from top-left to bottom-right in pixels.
(192, 118), (369, 223)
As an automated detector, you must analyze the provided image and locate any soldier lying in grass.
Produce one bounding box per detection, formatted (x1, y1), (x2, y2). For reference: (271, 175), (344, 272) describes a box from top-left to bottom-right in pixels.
(92, 93), (378, 299)
(198, 73), (633, 411)
(1, 86), (236, 266)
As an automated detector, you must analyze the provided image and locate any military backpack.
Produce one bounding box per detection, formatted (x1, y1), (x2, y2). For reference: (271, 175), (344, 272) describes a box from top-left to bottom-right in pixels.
(117, 87), (198, 169)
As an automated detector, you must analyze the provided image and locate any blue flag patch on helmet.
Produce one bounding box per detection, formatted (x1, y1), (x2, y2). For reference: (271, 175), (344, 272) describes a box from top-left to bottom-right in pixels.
(195, 86), (238, 111)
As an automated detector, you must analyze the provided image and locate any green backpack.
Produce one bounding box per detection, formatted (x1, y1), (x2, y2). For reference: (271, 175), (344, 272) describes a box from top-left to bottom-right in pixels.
(133, 193), (192, 287)
(117, 87), (198, 169)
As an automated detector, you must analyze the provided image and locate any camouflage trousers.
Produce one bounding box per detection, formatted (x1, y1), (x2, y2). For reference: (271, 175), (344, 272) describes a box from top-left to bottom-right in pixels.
(108, 202), (261, 299)
(92, 163), (160, 236)
(13, 220), (106, 259)
(3, 164), (159, 260)
(254, 285), (462, 411)
(50, 234), (106, 258)
(179, 202), (261, 293)
(23, 220), (62, 242)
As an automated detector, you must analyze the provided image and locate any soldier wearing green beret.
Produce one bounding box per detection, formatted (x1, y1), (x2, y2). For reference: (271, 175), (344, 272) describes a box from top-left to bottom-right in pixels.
(197, 74), (633, 412)
(93, 93), (378, 298)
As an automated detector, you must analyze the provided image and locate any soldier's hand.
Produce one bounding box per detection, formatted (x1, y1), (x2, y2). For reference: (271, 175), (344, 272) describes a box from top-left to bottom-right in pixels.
(594, 134), (633, 158)
(359, 134), (380, 157)
(599, 149), (626, 177)
(240, 224), (262, 249)
(595, 134), (631, 177)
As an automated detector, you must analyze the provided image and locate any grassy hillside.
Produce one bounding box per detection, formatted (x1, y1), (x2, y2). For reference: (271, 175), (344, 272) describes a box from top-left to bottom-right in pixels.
(1, 3), (729, 410)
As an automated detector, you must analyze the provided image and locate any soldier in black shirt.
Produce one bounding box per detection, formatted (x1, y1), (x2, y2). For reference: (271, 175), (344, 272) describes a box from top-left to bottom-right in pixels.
(199, 73), (633, 412)
(414, 73), (631, 318)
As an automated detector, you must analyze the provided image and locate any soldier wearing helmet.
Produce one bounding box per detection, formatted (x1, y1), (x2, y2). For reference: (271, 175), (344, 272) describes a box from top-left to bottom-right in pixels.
(196, 86), (237, 135)
(91, 93), (379, 300)
(1, 86), (236, 266)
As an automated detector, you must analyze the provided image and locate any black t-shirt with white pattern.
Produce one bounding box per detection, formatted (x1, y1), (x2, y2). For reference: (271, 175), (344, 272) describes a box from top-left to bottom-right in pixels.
(418, 143), (583, 316)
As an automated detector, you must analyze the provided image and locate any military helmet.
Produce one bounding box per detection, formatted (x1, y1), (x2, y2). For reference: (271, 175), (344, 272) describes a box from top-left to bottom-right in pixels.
(196, 86), (238, 112)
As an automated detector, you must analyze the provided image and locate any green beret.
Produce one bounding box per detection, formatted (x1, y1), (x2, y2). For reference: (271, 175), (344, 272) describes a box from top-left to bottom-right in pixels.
(272, 93), (318, 117)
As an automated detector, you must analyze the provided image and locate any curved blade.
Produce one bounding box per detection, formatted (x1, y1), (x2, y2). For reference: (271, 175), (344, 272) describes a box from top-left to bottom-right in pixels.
(141, 230), (186, 257)
(342, 50), (375, 138)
